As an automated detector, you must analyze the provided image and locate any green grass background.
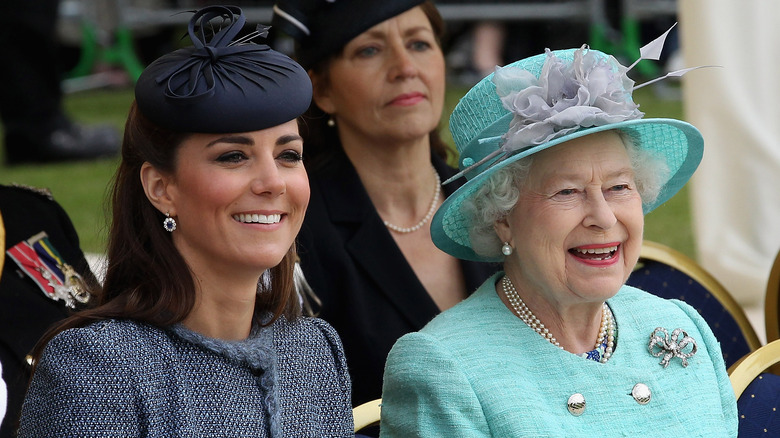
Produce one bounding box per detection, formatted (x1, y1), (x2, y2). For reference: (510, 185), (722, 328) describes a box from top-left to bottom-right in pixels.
(0, 85), (694, 258)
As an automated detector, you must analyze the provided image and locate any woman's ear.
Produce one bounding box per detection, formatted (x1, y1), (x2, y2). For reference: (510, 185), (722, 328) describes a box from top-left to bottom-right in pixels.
(494, 215), (513, 247)
(309, 70), (336, 115)
(140, 162), (176, 216)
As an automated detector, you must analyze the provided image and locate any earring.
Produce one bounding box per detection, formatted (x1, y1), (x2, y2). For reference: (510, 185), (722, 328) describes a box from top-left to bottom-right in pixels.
(327, 116), (335, 127)
(163, 212), (177, 232)
(501, 242), (513, 256)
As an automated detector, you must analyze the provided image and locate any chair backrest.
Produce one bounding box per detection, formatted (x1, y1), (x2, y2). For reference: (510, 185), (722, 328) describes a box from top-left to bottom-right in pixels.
(764, 248), (780, 343)
(353, 398), (382, 434)
(728, 339), (780, 436)
(626, 240), (761, 368)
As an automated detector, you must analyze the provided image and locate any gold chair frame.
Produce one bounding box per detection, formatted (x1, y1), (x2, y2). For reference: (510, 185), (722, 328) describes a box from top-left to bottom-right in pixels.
(764, 249), (780, 343)
(728, 339), (780, 399)
(638, 240), (762, 352)
(353, 398), (382, 433)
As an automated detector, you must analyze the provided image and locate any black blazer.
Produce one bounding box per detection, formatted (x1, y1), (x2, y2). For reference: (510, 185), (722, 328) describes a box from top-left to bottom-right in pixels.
(297, 152), (498, 406)
(0, 185), (97, 438)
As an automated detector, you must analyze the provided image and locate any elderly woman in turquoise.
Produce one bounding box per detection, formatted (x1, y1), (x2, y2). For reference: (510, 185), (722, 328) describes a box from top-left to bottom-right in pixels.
(379, 41), (737, 436)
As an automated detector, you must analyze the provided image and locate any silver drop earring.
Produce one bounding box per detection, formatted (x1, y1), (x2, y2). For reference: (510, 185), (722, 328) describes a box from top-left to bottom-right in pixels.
(501, 242), (513, 256)
(163, 212), (177, 232)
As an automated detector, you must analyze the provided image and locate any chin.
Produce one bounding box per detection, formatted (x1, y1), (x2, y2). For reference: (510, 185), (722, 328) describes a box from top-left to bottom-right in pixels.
(576, 278), (625, 301)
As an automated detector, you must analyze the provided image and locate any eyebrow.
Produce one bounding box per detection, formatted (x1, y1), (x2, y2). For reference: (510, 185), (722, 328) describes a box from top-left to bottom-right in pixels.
(361, 25), (433, 41)
(546, 167), (635, 183)
(205, 135), (253, 148)
(277, 134), (303, 145)
(204, 133), (303, 148)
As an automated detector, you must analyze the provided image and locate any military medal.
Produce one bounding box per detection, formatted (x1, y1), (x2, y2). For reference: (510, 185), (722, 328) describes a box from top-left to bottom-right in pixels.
(5, 231), (90, 308)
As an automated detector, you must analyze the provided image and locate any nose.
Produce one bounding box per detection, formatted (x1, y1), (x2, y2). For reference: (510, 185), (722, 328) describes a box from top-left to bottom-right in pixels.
(251, 160), (285, 197)
(388, 42), (418, 81)
(582, 189), (617, 230)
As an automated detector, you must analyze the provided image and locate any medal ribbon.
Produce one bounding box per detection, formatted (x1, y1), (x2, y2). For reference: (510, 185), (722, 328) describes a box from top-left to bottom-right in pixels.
(30, 233), (66, 283)
(6, 239), (62, 297)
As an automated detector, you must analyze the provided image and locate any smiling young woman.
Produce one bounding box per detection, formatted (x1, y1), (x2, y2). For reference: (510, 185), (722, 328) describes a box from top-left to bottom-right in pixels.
(16, 6), (352, 437)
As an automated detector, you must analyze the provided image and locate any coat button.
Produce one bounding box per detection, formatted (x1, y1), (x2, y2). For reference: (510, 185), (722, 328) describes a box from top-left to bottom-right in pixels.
(567, 393), (586, 416)
(632, 383), (652, 405)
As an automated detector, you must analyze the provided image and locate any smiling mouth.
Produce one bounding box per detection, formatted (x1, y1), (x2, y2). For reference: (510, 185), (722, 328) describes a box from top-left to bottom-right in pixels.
(569, 245), (619, 261)
(232, 213), (281, 224)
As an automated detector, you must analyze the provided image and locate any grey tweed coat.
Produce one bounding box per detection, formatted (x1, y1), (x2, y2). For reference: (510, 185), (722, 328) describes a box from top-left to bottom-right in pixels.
(17, 316), (353, 437)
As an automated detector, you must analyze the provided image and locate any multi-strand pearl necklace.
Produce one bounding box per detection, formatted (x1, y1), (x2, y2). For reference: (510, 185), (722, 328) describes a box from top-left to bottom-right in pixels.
(501, 276), (615, 363)
(383, 166), (441, 234)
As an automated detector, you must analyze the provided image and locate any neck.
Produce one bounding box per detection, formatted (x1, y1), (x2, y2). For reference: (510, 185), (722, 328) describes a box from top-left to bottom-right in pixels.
(341, 135), (439, 224)
(179, 259), (261, 341)
(498, 272), (606, 355)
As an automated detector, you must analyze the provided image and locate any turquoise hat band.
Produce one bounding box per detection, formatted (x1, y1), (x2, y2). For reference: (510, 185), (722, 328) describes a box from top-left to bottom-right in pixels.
(432, 118), (703, 262)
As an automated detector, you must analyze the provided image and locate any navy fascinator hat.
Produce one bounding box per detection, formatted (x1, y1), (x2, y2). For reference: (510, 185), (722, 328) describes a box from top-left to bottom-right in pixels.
(136, 5), (312, 133)
(272, 0), (425, 69)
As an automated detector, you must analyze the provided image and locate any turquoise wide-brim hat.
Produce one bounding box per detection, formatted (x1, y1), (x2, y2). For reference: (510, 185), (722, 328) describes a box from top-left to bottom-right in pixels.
(431, 48), (703, 262)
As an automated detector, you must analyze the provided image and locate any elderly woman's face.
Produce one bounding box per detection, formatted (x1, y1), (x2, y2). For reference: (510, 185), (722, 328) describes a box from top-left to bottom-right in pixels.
(311, 6), (445, 145)
(496, 131), (644, 306)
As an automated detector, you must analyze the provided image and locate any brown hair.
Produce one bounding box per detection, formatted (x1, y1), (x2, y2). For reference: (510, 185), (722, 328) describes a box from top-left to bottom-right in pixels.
(30, 102), (301, 367)
(301, 1), (450, 171)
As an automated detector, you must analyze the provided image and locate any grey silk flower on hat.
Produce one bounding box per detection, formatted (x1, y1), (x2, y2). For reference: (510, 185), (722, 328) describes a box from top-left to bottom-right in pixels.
(442, 24), (712, 186)
(495, 47), (644, 154)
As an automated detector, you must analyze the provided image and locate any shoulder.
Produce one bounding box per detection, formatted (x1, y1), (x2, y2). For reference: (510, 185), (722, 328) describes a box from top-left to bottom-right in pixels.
(420, 274), (502, 336)
(273, 316), (346, 358)
(0, 183), (54, 202)
(43, 319), (172, 365)
(612, 285), (704, 322)
(385, 275), (506, 369)
(53, 319), (165, 342)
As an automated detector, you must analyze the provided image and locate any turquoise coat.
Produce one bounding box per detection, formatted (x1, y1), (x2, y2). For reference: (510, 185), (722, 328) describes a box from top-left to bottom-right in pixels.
(381, 273), (737, 437)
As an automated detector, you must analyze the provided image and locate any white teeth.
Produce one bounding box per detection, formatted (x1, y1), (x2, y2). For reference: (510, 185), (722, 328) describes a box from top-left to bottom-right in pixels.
(232, 213), (281, 224)
(574, 245), (618, 255)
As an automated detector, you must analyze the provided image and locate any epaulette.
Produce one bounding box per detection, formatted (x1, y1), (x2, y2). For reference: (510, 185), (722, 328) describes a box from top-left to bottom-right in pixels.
(8, 183), (54, 200)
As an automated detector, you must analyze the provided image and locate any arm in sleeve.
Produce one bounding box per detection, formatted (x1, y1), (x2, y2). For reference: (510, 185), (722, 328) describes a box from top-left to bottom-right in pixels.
(380, 332), (490, 438)
(17, 327), (142, 437)
(671, 299), (738, 436)
(309, 318), (354, 435)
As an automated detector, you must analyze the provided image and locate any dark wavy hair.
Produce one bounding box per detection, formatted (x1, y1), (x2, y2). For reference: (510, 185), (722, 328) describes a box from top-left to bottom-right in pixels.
(300, 1), (450, 172)
(31, 102), (301, 367)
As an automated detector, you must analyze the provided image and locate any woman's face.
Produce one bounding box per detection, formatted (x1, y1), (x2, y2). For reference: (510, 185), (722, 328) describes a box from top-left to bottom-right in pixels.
(162, 120), (309, 276)
(312, 6), (445, 145)
(496, 131), (644, 307)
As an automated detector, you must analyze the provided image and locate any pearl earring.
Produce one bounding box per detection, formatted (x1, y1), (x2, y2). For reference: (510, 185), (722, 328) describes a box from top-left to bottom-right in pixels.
(327, 116), (335, 127)
(501, 242), (513, 256)
(163, 212), (177, 232)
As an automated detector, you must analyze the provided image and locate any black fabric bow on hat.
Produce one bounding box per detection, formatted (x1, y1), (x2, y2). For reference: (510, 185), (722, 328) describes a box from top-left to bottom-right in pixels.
(136, 5), (312, 133)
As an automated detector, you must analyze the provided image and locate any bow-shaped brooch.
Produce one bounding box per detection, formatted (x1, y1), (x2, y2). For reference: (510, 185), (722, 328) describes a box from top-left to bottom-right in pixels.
(648, 327), (697, 368)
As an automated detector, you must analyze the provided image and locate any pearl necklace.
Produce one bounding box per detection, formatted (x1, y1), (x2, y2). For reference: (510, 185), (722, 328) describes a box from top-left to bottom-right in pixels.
(383, 166), (441, 234)
(501, 276), (615, 363)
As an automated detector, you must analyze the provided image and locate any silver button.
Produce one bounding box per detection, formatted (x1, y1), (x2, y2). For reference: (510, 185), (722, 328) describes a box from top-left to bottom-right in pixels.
(632, 383), (652, 405)
(567, 393), (586, 416)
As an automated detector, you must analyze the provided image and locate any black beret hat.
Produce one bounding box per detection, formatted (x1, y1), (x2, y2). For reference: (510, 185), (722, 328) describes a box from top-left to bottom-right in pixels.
(271, 0), (425, 69)
(136, 5), (312, 133)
